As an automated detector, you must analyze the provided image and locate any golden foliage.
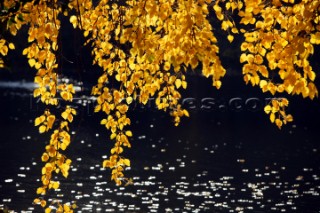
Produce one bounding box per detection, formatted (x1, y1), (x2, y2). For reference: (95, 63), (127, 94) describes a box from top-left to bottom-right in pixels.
(1, 0), (319, 211)
(238, 0), (319, 101)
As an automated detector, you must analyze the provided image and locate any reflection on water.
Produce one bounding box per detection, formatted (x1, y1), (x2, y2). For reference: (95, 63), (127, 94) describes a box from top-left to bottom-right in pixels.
(0, 86), (320, 212)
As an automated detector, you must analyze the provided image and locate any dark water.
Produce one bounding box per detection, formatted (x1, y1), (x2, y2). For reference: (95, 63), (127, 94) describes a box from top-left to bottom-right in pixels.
(0, 78), (320, 212)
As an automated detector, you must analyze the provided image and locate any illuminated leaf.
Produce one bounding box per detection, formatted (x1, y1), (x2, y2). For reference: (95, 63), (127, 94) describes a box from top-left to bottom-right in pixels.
(61, 111), (68, 120)
(270, 113), (275, 123)
(39, 125), (46, 133)
(40, 200), (47, 207)
(175, 79), (182, 89)
(70, 16), (78, 28)
(264, 105), (272, 114)
(182, 81), (187, 89)
(8, 43), (15, 50)
(126, 97), (133, 104)
(310, 32), (320, 44)
(52, 181), (60, 189)
(227, 35), (234, 42)
(125, 130), (132, 137)
(33, 198), (41, 204)
(35, 115), (45, 126)
(110, 133), (117, 140)
(275, 119), (282, 129)
(28, 59), (36, 67)
(41, 153), (49, 162)
(123, 159), (130, 167)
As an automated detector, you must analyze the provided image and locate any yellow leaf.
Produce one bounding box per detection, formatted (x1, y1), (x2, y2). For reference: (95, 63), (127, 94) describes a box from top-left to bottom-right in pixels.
(310, 32), (320, 45)
(36, 187), (46, 195)
(70, 108), (77, 115)
(182, 81), (187, 89)
(70, 15), (78, 28)
(39, 125), (46, 133)
(61, 111), (68, 120)
(264, 105), (272, 114)
(270, 113), (275, 123)
(221, 21), (229, 30)
(125, 130), (132, 137)
(164, 62), (170, 71)
(227, 35), (234, 42)
(60, 143), (67, 150)
(240, 54), (247, 63)
(231, 27), (238, 33)
(52, 181), (60, 189)
(35, 62), (41, 69)
(61, 91), (71, 101)
(28, 58), (36, 67)
(35, 115), (45, 126)
(275, 119), (282, 129)
(110, 133), (117, 140)
(0, 45), (8, 55)
(52, 42), (58, 51)
(72, 203), (77, 209)
(47, 115), (55, 129)
(103, 160), (112, 168)
(22, 48), (28, 55)
(45, 207), (52, 213)
(67, 114), (73, 122)
(101, 119), (107, 125)
(33, 198), (41, 204)
(8, 43), (15, 50)
(213, 80), (222, 89)
(285, 114), (293, 122)
(126, 97), (133, 104)
(41, 153), (49, 162)
(259, 80), (267, 88)
(175, 79), (182, 89)
(183, 109), (189, 117)
(40, 200), (47, 207)
(308, 71), (316, 81)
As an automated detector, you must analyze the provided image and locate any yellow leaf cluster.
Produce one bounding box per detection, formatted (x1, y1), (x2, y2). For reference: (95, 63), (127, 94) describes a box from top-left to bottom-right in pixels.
(61, 106), (77, 123)
(264, 98), (293, 129)
(0, 39), (15, 68)
(238, 0), (319, 128)
(35, 110), (55, 133)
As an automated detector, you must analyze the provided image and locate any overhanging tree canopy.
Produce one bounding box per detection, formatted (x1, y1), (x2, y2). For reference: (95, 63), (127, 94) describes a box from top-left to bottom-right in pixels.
(0, 0), (319, 211)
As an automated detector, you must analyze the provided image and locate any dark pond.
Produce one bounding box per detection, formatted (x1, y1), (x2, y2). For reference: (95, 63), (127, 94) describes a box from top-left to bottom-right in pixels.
(0, 76), (320, 212)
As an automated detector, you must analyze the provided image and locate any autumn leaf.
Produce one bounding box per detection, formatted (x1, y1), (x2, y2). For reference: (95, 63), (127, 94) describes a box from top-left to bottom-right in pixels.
(39, 125), (46, 133)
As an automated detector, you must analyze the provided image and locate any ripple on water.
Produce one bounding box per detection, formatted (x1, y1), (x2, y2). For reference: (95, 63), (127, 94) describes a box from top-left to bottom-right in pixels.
(1, 132), (320, 212)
